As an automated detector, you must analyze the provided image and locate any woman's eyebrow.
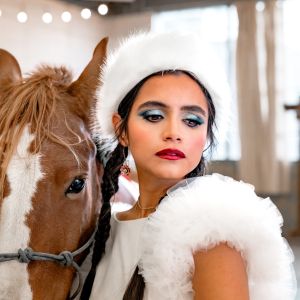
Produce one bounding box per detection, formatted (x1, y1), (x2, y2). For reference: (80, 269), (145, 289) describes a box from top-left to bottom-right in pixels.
(137, 101), (167, 110)
(137, 101), (206, 117)
(181, 105), (207, 117)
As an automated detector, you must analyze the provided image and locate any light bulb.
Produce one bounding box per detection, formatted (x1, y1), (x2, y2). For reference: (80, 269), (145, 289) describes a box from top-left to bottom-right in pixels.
(42, 12), (53, 24)
(81, 8), (91, 20)
(17, 11), (28, 23)
(98, 4), (108, 16)
(61, 11), (72, 23)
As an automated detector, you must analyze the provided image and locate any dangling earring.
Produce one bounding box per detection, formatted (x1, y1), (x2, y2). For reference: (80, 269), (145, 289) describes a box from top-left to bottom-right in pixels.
(120, 160), (130, 176)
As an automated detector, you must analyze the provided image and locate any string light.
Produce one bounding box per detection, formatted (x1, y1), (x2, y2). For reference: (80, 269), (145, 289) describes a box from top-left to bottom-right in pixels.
(17, 11), (28, 23)
(9, 5), (98, 24)
(42, 12), (53, 24)
(98, 4), (108, 16)
(61, 11), (72, 23)
(0, 9), (2, 17)
(81, 8), (91, 19)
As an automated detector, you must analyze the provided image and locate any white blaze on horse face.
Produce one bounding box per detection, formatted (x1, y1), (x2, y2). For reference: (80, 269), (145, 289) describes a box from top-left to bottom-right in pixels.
(0, 126), (43, 300)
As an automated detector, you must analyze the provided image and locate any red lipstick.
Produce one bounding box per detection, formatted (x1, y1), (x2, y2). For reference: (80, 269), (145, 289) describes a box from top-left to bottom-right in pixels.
(155, 148), (186, 160)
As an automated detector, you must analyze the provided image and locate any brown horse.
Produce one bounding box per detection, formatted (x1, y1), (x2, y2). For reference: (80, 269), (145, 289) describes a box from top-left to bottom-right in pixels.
(0, 38), (107, 299)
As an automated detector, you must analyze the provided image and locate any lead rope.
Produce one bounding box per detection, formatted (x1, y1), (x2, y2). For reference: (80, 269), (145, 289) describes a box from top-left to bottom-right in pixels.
(0, 230), (95, 300)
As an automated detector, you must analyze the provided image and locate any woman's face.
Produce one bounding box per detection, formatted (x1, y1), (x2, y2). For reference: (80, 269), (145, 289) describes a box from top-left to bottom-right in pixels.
(116, 73), (209, 184)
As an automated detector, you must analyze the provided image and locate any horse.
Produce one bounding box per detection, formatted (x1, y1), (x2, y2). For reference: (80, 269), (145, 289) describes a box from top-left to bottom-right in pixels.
(0, 38), (107, 300)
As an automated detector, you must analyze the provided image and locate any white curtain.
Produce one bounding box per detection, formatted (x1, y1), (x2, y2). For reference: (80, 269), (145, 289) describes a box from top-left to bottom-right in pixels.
(235, 1), (289, 194)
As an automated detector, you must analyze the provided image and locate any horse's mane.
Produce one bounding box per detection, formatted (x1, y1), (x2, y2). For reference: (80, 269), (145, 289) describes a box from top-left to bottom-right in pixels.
(0, 65), (74, 199)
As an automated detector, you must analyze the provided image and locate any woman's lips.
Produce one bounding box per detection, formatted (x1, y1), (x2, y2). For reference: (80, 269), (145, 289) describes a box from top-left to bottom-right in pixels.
(155, 148), (186, 160)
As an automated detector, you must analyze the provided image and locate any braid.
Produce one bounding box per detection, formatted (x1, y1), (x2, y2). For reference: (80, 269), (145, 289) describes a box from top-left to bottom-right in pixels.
(81, 143), (128, 299)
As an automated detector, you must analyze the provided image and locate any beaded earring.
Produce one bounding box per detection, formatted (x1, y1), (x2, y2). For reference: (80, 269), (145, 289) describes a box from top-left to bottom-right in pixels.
(120, 160), (130, 176)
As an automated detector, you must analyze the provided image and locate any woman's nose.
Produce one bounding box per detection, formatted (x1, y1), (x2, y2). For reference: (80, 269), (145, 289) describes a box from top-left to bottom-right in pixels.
(162, 119), (182, 142)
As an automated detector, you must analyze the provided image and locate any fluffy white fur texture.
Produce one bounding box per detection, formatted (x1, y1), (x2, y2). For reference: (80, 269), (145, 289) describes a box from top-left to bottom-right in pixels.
(95, 31), (232, 149)
(139, 174), (297, 300)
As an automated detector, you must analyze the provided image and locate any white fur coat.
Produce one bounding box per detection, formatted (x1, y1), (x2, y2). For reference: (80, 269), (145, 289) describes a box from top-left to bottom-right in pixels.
(139, 174), (297, 300)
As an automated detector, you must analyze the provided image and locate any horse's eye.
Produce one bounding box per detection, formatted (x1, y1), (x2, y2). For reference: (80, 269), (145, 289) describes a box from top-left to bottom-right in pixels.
(66, 178), (86, 195)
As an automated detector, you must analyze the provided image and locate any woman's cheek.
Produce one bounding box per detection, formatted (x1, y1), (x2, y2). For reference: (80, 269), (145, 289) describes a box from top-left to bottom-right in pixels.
(192, 133), (207, 152)
(129, 126), (149, 143)
(127, 124), (153, 150)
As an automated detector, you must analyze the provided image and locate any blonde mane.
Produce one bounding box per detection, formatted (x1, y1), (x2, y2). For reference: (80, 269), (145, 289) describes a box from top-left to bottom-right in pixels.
(0, 65), (75, 200)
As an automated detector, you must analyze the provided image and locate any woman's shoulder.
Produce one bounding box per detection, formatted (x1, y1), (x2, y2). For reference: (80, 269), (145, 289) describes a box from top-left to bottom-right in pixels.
(192, 242), (250, 300)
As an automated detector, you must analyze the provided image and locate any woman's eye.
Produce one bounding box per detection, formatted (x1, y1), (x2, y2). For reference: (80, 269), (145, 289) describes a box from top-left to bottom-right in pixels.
(146, 114), (163, 122)
(139, 110), (164, 123)
(65, 178), (86, 195)
(183, 115), (204, 128)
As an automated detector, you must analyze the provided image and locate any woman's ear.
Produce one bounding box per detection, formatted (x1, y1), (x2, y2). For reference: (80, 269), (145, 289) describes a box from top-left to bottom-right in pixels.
(112, 113), (128, 146)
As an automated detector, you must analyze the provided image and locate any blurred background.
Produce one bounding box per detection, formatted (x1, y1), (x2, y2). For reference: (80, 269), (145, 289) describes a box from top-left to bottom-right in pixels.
(0, 0), (299, 296)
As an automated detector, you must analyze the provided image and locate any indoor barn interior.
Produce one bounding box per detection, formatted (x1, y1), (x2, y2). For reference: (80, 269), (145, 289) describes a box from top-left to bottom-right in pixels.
(0, 0), (299, 298)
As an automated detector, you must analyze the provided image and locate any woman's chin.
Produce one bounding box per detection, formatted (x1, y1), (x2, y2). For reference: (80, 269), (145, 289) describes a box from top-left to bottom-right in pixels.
(136, 165), (194, 184)
(154, 172), (186, 183)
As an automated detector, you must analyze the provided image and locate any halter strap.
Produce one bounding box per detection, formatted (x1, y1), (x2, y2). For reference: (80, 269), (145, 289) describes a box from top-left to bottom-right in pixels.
(0, 230), (95, 300)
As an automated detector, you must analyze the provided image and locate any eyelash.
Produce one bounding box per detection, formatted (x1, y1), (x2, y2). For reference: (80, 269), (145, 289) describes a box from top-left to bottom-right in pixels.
(140, 110), (164, 122)
(139, 110), (204, 128)
(183, 117), (204, 128)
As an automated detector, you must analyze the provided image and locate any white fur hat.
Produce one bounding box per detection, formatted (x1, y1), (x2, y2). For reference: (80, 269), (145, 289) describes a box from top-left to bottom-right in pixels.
(95, 31), (231, 148)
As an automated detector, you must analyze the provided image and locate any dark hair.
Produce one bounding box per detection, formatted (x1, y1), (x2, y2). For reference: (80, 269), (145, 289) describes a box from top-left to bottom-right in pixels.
(80, 70), (216, 299)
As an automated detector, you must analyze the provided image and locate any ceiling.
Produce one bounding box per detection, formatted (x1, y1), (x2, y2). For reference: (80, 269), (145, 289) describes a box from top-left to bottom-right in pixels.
(60, 0), (231, 16)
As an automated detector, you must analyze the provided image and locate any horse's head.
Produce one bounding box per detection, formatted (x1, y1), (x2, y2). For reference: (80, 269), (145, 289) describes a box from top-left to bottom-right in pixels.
(0, 38), (107, 299)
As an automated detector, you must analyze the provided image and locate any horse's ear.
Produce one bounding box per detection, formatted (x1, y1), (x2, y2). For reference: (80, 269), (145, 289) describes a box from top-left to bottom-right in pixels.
(0, 49), (22, 87)
(69, 37), (108, 118)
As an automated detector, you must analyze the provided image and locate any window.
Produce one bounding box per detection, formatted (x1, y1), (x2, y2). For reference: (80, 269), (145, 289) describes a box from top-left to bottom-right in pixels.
(281, 0), (300, 161)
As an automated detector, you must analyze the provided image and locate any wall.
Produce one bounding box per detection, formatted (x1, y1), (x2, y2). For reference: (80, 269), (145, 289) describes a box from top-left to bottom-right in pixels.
(0, 0), (152, 76)
(104, 12), (152, 50)
(0, 0), (108, 77)
(0, 0), (152, 77)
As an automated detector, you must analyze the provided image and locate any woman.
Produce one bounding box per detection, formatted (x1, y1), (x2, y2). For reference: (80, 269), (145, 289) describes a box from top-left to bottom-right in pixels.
(81, 32), (296, 299)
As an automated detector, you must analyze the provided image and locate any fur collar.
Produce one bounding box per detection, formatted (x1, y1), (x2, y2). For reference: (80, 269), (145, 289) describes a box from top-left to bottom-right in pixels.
(139, 174), (296, 300)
